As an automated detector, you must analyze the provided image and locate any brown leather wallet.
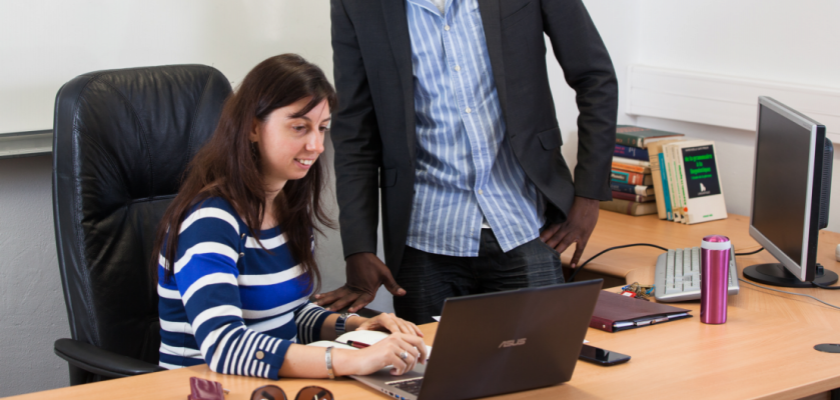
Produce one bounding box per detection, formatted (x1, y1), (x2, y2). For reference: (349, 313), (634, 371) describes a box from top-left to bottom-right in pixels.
(188, 377), (225, 400)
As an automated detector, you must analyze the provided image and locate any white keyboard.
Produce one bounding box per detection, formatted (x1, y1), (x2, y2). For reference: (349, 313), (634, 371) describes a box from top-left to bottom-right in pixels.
(654, 247), (739, 302)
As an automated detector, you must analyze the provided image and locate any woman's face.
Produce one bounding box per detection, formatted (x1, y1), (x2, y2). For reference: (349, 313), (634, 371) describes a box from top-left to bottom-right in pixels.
(250, 96), (330, 191)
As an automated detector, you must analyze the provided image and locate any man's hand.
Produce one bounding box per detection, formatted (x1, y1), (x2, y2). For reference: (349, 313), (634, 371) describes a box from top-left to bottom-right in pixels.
(539, 196), (600, 269)
(313, 252), (406, 312)
(355, 313), (424, 337)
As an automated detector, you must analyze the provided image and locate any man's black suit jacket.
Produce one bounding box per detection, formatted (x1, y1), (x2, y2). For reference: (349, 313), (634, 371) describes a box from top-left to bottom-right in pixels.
(330, 0), (618, 276)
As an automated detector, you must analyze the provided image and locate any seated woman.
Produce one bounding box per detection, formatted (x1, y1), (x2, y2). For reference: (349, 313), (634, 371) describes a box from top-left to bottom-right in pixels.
(152, 54), (426, 380)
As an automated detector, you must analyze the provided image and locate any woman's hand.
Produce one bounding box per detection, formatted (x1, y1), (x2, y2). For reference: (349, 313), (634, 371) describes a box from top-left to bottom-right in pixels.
(353, 313), (424, 337)
(334, 333), (428, 376)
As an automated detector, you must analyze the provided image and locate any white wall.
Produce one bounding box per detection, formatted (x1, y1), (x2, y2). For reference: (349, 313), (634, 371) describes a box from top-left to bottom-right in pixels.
(0, 0), (336, 134)
(557, 0), (840, 234)
(631, 0), (840, 234)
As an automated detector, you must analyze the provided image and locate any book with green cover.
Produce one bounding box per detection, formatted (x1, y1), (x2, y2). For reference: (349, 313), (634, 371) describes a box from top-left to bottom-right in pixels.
(616, 125), (685, 149)
(673, 140), (727, 224)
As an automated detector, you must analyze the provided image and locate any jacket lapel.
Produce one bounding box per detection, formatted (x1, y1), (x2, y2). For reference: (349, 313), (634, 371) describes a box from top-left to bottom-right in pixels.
(478, 0), (509, 123)
(381, 0), (417, 162)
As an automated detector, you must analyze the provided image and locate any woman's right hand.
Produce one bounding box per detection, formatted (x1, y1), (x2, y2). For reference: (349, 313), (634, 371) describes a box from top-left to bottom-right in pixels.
(334, 332), (428, 376)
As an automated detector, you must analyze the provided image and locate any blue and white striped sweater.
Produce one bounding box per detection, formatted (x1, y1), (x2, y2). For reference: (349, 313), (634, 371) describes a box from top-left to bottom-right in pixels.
(157, 197), (333, 379)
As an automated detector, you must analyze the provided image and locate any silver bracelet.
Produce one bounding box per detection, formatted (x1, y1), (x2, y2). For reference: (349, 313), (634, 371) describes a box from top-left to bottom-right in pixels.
(325, 346), (336, 379)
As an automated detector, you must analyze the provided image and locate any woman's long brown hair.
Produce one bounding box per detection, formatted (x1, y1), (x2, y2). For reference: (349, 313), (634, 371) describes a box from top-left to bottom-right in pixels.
(152, 54), (336, 291)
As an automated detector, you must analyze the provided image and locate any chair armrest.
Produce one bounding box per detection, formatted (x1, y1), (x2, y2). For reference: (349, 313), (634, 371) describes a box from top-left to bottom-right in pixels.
(54, 338), (166, 379)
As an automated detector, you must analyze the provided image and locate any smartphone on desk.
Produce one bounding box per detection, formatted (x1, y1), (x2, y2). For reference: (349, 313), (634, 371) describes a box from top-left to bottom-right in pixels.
(579, 344), (631, 366)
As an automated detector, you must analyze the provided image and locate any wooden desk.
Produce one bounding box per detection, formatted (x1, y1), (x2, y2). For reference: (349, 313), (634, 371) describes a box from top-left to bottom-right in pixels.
(7, 212), (840, 400)
(563, 212), (840, 333)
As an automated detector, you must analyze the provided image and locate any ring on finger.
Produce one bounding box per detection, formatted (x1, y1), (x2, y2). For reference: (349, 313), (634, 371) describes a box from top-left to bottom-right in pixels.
(399, 351), (408, 360)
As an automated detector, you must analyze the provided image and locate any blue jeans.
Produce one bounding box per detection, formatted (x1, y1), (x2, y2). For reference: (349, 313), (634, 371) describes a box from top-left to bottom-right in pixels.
(394, 229), (565, 324)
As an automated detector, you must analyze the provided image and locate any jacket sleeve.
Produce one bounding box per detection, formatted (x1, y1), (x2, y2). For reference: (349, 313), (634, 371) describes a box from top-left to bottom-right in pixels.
(330, 0), (384, 258)
(541, 0), (618, 201)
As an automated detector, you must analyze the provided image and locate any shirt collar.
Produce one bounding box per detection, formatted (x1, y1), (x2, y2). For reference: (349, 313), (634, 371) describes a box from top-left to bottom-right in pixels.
(406, 0), (448, 16)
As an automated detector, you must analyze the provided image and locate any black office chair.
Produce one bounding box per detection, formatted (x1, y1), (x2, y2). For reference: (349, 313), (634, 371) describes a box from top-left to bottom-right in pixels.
(52, 65), (231, 385)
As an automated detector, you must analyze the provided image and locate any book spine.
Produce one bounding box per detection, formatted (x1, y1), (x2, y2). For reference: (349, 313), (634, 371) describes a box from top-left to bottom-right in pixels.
(668, 145), (685, 223)
(610, 182), (650, 196)
(658, 153), (674, 220)
(610, 171), (629, 184)
(648, 146), (667, 219)
(665, 145), (679, 222)
(611, 191), (654, 203)
(613, 144), (649, 161)
(589, 316), (615, 333)
(675, 147), (690, 224)
(600, 199), (631, 215)
(615, 133), (641, 148)
(600, 199), (656, 216)
(611, 170), (647, 185)
(612, 161), (649, 174)
(629, 201), (658, 216)
(613, 156), (652, 168)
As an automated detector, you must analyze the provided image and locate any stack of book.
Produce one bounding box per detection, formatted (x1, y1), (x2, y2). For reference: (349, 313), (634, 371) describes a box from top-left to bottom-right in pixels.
(600, 125), (728, 224)
(600, 125), (680, 216)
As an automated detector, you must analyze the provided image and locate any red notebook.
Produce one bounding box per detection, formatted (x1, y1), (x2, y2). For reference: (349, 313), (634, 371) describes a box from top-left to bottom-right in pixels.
(590, 291), (692, 332)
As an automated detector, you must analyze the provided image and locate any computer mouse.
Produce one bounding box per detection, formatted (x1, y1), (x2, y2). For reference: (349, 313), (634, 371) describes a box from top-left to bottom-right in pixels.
(836, 244), (840, 262)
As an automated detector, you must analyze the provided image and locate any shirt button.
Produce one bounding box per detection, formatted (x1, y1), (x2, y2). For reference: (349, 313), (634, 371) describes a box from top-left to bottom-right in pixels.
(478, 189), (484, 195)
(239, 252), (245, 258)
(465, 107), (472, 114)
(256, 350), (265, 360)
(455, 65), (461, 71)
(444, 25), (451, 31)
(241, 233), (246, 239)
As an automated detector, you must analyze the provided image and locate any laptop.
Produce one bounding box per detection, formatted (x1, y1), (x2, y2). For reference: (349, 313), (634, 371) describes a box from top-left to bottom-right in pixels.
(351, 279), (604, 400)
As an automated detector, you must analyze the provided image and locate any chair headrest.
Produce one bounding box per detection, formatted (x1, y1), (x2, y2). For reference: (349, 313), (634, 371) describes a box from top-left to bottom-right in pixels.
(55, 64), (231, 206)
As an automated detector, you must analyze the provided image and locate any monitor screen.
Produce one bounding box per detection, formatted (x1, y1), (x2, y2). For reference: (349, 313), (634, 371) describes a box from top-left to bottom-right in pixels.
(746, 96), (835, 287)
(751, 103), (813, 266)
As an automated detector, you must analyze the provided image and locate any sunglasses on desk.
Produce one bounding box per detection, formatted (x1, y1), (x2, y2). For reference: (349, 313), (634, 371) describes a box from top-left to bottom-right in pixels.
(251, 385), (334, 400)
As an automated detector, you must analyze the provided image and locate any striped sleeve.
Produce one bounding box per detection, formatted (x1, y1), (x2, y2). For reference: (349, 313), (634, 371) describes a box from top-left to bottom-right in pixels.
(173, 204), (288, 380)
(294, 303), (334, 344)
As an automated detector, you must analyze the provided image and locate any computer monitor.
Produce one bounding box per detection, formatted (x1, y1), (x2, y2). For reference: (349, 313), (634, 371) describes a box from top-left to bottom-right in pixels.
(744, 96), (838, 288)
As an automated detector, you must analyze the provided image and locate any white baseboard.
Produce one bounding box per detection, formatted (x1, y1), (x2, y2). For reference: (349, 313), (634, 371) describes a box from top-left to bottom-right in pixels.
(626, 65), (840, 142)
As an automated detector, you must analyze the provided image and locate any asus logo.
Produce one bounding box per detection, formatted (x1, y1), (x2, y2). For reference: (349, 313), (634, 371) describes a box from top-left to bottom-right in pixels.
(498, 338), (527, 348)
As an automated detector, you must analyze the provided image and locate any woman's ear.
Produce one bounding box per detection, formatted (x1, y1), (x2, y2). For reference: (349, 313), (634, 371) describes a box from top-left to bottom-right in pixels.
(250, 119), (261, 143)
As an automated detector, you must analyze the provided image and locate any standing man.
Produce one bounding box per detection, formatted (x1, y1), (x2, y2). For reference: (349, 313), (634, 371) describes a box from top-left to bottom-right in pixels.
(316, 0), (617, 323)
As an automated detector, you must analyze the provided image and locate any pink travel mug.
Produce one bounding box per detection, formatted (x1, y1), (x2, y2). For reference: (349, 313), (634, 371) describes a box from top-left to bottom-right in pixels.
(700, 235), (731, 324)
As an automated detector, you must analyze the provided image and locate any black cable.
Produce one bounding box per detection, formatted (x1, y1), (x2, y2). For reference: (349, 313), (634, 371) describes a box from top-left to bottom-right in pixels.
(738, 278), (840, 309)
(735, 247), (764, 256)
(568, 242), (840, 294)
(812, 282), (840, 290)
(568, 243), (668, 282)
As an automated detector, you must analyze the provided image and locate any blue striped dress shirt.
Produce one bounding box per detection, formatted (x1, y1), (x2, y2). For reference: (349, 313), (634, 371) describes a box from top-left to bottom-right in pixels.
(405, 0), (544, 257)
(157, 197), (332, 379)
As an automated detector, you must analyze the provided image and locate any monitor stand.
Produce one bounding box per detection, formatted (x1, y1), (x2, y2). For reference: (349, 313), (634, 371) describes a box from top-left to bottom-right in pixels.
(743, 263), (839, 288)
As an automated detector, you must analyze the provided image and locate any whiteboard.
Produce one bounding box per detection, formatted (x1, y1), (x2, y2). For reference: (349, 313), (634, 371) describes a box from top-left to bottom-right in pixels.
(0, 0), (333, 134)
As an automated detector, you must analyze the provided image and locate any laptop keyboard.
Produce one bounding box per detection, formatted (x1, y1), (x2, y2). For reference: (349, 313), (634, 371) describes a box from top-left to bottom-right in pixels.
(654, 246), (739, 302)
(388, 377), (423, 396)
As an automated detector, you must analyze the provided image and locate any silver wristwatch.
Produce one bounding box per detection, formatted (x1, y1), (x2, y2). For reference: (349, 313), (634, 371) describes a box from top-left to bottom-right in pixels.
(335, 312), (358, 335)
